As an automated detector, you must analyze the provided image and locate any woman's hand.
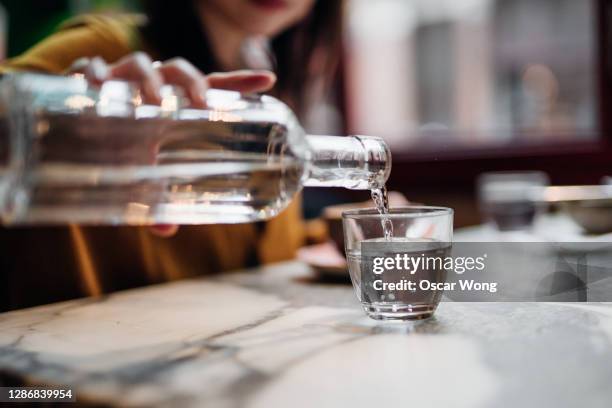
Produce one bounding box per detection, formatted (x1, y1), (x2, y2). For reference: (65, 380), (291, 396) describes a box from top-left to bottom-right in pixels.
(69, 52), (277, 105)
(68, 53), (277, 237)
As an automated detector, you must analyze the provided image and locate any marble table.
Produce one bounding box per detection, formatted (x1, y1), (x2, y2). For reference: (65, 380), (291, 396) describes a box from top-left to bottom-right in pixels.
(1, 261), (611, 408)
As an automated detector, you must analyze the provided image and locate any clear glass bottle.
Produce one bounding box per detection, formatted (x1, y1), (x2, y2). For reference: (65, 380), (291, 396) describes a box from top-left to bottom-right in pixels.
(0, 73), (390, 225)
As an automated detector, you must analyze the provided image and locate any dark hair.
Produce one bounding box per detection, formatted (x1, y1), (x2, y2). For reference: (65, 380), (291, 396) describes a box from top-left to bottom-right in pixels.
(140, 0), (344, 115)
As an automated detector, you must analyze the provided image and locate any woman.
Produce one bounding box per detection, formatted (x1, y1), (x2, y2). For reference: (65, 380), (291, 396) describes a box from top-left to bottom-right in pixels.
(0, 0), (344, 310)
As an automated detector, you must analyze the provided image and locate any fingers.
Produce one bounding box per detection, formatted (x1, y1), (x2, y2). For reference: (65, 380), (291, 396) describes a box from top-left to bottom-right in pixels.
(84, 57), (110, 84)
(207, 70), (277, 93)
(156, 58), (208, 108)
(149, 224), (179, 238)
(75, 53), (278, 108)
(67, 57), (110, 85)
(153, 64), (276, 106)
(109, 52), (164, 104)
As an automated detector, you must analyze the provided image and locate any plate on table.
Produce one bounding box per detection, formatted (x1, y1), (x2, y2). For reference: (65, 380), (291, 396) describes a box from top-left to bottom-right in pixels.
(297, 242), (348, 279)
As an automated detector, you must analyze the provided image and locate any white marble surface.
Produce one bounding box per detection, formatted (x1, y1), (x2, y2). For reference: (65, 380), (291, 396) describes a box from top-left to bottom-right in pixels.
(1, 261), (612, 407)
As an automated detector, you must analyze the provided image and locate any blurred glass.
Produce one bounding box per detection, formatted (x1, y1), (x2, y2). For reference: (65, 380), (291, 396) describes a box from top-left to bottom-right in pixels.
(346, 0), (597, 149)
(477, 171), (550, 231)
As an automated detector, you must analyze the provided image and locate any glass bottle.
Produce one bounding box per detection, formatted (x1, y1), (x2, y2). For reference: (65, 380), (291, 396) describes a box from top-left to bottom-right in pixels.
(0, 73), (390, 225)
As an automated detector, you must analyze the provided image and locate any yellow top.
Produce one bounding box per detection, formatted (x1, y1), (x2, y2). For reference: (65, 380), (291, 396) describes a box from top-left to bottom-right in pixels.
(0, 14), (306, 311)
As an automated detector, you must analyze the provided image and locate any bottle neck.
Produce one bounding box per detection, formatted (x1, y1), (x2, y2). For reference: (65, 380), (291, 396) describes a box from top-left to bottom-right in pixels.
(303, 135), (391, 190)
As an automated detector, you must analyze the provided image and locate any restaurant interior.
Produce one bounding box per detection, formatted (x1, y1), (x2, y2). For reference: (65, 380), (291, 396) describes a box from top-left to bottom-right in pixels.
(0, 1), (611, 407)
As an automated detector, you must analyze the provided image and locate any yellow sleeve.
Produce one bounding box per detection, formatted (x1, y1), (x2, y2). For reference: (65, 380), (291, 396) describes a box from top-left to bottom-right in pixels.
(1, 14), (143, 74)
(258, 195), (306, 263)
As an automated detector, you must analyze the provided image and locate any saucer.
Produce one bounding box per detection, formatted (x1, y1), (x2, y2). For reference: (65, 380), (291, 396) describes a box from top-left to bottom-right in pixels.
(297, 242), (348, 278)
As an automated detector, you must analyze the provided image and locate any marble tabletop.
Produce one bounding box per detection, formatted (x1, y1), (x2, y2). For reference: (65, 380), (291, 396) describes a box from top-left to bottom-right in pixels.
(1, 261), (611, 408)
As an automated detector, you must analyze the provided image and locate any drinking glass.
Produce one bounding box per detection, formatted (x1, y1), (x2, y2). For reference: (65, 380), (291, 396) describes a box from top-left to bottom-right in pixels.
(477, 171), (549, 231)
(343, 206), (453, 320)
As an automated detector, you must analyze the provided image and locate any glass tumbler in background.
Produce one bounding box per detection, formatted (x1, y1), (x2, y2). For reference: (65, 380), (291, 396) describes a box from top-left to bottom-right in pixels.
(477, 171), (550, 232)
(343, 207), (453, 321)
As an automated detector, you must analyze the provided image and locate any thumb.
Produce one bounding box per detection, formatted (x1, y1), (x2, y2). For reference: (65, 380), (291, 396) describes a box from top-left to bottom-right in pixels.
(206, 70), (276, 93)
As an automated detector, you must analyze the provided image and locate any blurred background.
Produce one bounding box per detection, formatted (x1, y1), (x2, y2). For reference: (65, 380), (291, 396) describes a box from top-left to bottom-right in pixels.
(1, 0), (610, 227)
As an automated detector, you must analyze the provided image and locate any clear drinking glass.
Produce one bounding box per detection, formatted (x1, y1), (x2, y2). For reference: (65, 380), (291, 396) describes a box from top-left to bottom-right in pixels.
(343, 206), (453, 321)
(0, 73), (390, 225)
